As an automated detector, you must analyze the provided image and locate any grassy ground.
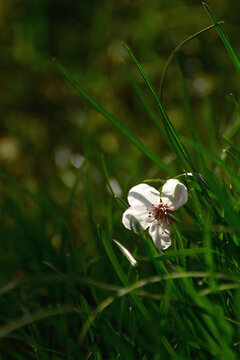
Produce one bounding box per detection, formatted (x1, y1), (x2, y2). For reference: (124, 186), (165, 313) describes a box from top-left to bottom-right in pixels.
(1, 1), (240, 359)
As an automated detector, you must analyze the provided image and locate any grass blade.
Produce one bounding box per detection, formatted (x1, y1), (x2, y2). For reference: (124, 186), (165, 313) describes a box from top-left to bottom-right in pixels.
(159, 22), (223, 102)
(123, 64), (169, 145)
(78, 271), (238, 350)
(56, 62), (173, 175)
(202, 2), (240, 74)
(97, 226), (149, 319)
(182, 137), (240, 192)
(121, 41), (193, 171)
(113, 239), (138, 268)
(101, 155), (128, 209)
(204, 168), (240, 232)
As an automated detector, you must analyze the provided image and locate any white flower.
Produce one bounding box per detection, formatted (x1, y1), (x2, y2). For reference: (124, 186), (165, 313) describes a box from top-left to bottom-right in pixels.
(122, 179), (188, 251)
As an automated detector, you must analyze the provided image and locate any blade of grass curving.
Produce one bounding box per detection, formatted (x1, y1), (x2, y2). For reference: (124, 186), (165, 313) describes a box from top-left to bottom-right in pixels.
(6, 270), (235, 294)
(121, 41), (193, 171)
(56, 62), (173, 175)
(180, 61), (210, 181)
(202, 2), (240, 74)
(161, 20), (197, 149)
(78, 291), (175, 358)
(161, 23), (213, 176)
(113, 240), (138, 268)
(199, 283), (240, 296)
(159, 22), (224, 102)
(78, 271), (239, 345)
(0, 275), (125, 297)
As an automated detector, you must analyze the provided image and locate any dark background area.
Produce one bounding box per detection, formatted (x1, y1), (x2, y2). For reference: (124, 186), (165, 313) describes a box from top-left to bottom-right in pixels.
(0, 1), (240, 358)
(0, 0), (239, 288)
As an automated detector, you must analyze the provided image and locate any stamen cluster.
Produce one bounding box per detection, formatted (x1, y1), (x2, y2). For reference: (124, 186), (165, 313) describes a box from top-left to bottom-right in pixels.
(148, 200), (173, 225)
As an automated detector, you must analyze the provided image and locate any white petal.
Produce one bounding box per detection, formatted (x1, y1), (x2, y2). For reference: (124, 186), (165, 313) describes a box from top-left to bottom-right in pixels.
(122, 207), (151, 233)
(127, 183), (160, 211)
(160, 179), (188, 210)
(149, 220), (171, 250)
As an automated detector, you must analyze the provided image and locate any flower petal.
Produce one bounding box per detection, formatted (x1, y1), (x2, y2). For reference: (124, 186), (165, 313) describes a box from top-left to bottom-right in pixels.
(122, 207), (152, 233)
(149, 220), (171, 250)
(160, 179), (188, 210)
(127, 183), (160, 210)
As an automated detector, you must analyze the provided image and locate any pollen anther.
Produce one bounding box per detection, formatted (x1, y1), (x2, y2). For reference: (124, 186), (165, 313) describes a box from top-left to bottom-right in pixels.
(153, 203), (173, 225)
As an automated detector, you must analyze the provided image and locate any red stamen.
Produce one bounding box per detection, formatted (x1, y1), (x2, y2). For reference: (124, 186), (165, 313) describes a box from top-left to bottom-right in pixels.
(153, 203), (173, 225)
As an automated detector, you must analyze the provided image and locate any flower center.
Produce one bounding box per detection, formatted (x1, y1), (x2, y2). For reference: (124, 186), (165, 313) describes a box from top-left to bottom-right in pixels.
(147, 200), (174, 225)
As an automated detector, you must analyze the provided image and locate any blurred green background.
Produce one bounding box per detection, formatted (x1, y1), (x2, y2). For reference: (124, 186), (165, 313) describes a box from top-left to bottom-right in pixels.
(0, 2), (240, 354)
(0, 0), (240, 360)
(1, 0), (240, 269)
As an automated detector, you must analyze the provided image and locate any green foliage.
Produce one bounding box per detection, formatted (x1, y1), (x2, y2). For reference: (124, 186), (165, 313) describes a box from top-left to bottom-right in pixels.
(1, 1), (240, 359)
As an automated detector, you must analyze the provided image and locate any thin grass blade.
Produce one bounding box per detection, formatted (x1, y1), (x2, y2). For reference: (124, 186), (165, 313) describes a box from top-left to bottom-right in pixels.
(159, 22), (223, 102)
(97, 226), (149, 319)
(56, 62), (173, 175)
(121, 41), (193, 171)
(202, 2), (240, 74)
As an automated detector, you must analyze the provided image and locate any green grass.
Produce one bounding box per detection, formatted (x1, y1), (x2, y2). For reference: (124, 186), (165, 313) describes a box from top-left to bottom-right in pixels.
(1, 2), (240, 359)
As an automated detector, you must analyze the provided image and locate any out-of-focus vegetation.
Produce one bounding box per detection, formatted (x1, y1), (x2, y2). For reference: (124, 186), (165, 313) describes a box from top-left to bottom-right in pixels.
(1, 0), (240, 358)
(0, 0), (238, 254)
